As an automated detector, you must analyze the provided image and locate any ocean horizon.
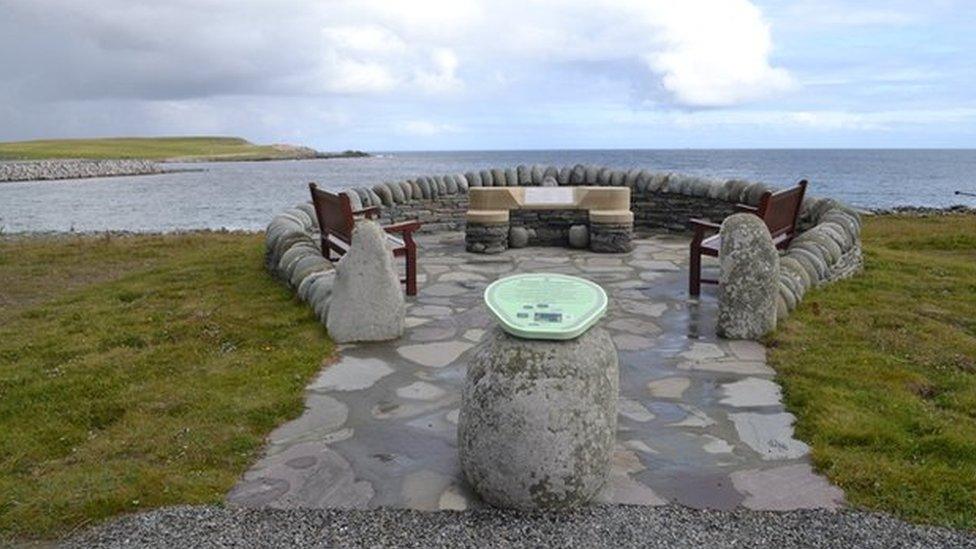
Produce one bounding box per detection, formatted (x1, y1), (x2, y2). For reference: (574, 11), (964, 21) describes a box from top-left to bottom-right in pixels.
(2, 148), (975, 233)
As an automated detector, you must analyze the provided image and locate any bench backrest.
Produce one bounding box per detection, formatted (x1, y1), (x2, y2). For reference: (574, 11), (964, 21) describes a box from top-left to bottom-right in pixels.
(756, 180), (807, 242)
(309, 183), (354, 243)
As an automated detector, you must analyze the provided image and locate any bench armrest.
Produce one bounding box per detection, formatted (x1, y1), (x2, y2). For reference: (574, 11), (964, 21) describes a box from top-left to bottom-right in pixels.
(689, 218), (721, 245)
(689, 218), (721, 231)
(736, 203), (759, 213)
(383, 220), (422, 234)
(354, 206), (382, 219)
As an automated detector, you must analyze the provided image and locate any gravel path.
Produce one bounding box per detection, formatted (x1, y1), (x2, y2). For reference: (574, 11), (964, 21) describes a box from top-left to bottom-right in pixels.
(62, 504), (976, 548)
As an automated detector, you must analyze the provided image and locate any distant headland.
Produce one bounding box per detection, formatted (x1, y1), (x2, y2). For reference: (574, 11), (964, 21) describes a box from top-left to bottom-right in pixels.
(0, 136), (369, 182)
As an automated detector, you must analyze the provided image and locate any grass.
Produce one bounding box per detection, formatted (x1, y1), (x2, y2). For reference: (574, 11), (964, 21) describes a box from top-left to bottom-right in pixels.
(0, 136), (316, 161)
(768, 214), (976, 530)
(0, 232), (331, 542)
(1, 215), (974, 540)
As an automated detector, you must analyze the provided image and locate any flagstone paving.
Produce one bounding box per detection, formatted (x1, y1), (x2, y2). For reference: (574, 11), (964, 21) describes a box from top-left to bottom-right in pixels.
(227, 231), (844, 512)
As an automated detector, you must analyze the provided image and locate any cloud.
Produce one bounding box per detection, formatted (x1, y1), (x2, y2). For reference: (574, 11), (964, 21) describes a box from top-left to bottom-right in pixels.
(397, 120), (461, 136)
(0, 0), (791, 107)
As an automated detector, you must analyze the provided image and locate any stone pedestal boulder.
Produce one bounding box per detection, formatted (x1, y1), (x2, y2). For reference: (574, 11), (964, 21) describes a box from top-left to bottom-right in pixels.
(568, 224), (590, 249)
(717, 213), (779, 340)
(458, 326), (618, 510)
(326, 221), (405, 343)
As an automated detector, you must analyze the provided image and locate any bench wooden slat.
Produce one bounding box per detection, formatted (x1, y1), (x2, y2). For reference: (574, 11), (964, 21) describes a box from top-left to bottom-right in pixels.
(689, 180), (807, 296)
(309, 183), (421, 296)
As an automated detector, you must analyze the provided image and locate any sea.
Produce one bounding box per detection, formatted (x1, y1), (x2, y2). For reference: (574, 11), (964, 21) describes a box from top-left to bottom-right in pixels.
(1, 149), (974, 233)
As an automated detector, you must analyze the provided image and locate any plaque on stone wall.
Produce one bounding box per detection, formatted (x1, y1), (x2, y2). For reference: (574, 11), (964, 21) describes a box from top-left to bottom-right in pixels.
(523, 187), (575, 206)
(485, 273), (608, 340)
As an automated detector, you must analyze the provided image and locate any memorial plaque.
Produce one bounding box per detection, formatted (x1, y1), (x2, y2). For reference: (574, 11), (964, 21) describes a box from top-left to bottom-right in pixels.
(523, 187), (575, 206)
(485, 273), (608, 340)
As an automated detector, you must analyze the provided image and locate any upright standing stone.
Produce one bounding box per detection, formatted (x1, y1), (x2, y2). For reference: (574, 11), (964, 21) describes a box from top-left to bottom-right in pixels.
(717, 214), (779, 340)
(568, 224), (590, 249)
(326, 221), (405, 343)
(459, 326), (618, 510)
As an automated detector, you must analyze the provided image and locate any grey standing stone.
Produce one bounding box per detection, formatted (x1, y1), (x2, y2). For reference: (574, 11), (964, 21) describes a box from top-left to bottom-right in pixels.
(429, 176), (443, 198)
(543, 166), (559, 181)
(541, 176), (558, 187)
(445, 175), (459, 194)
(717, 214), (779, 340)
(597, 167), (613, 185)
(568, 224), (590, 249)
(491, 168), (507, 187)
(480, 169), (494, 187)
(506, 168), (519, 187)
(373, 184), (394, 207)
(625, 169), (641, 188)
(352, 188), (371, 207)
(454, 174), (469, 193)
(289, 254), (330, 289)
(434, 176), (448, 195)
(610, 170), (625, 187)
(585, 165), (600, 185)
(310, 271), (337, 321)
(399, 181), (414, 201)
(298, 269), (331, 303)
(509, 226), (530, 248)
(636, 171), (653, 194)
(727, 180), (751, 203)
(383, 182), (403, 204)
(744, 182), (770, 206)
(558, 166), (571, 186)
(466, 171), (483, 188)
(417, 177), (433, 199)
(326, 221), (405, 343)
(366, 188), (383, 207)
(570, 164), (586, 185)
(410, 180), (423, 200)
(517, 165), (531, 185)
(530, 165), (544, 186)
(458, 326), (618, 510)
(647, 173), (668, 193)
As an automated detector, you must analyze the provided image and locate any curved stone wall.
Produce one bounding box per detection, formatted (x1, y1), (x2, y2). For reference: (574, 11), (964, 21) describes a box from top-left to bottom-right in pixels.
(265, 164), (863, 326)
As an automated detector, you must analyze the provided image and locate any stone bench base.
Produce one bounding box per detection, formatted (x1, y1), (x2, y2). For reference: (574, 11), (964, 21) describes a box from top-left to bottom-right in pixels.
(465, 222), (509, 254)
(466, 211), (634, 255)
(590, 222), (634, 253)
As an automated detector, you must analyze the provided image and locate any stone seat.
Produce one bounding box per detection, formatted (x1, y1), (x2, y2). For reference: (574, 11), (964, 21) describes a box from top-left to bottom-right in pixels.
(589, 210), (633, 224)
(466, 210), (510, 223)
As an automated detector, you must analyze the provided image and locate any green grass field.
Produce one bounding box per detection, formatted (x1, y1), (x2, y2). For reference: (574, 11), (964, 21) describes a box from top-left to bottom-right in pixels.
(768, 214), (976, 530)
(0, 136), (317, 161)
(0, 215), (973, 541)
(0, 233), (331, 541)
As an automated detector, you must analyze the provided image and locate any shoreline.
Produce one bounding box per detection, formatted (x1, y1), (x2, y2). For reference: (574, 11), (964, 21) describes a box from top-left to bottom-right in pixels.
(0, 152), (370, 183)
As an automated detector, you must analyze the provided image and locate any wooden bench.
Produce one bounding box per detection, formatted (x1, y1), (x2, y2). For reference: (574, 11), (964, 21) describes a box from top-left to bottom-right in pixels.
(689, 180), (808, 296)
(309, 183), (422, 296)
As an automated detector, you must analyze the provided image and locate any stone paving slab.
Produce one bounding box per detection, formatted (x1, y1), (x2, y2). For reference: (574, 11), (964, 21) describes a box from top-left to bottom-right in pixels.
(228, 232), (843, 512)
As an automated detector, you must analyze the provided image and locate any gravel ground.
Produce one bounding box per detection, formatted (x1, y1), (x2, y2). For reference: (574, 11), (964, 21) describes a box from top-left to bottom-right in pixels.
(61, 504), (976, 548)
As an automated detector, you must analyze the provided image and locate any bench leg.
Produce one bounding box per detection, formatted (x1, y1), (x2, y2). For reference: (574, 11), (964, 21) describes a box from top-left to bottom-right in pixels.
(689, 245), (702, 296)
(405, 246), (417, 296)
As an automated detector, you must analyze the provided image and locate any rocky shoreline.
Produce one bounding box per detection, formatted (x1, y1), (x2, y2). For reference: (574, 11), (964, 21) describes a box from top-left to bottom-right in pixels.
(0, 159), (171, 183)
(867, 204), (976, 216)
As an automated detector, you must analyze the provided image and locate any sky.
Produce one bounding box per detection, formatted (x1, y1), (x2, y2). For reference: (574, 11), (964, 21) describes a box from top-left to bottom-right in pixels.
(0, 0), (974, 150)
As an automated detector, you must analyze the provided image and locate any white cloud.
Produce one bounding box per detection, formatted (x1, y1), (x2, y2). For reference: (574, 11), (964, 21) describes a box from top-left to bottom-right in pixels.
(637, 1), (795, 106)
(0, 0), (792, 107)
(397, 120), (461, 136)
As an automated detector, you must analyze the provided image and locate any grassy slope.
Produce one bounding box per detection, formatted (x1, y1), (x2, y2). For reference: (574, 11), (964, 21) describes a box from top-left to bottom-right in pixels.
(0, 233), (331, 541)
(768, 214), (976, 530)
(0, 136), (311, 161)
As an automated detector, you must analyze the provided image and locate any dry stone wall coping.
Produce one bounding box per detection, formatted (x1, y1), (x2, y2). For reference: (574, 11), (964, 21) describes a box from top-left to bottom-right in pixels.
(265, 164), (862, 329)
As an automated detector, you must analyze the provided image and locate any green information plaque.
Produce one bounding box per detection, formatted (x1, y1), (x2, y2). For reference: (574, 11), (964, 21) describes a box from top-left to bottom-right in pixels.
(484, 273), (608, 340)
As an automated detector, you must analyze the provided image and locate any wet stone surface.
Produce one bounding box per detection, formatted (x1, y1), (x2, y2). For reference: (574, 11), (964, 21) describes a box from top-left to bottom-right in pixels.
(228, 231), (843, 512)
